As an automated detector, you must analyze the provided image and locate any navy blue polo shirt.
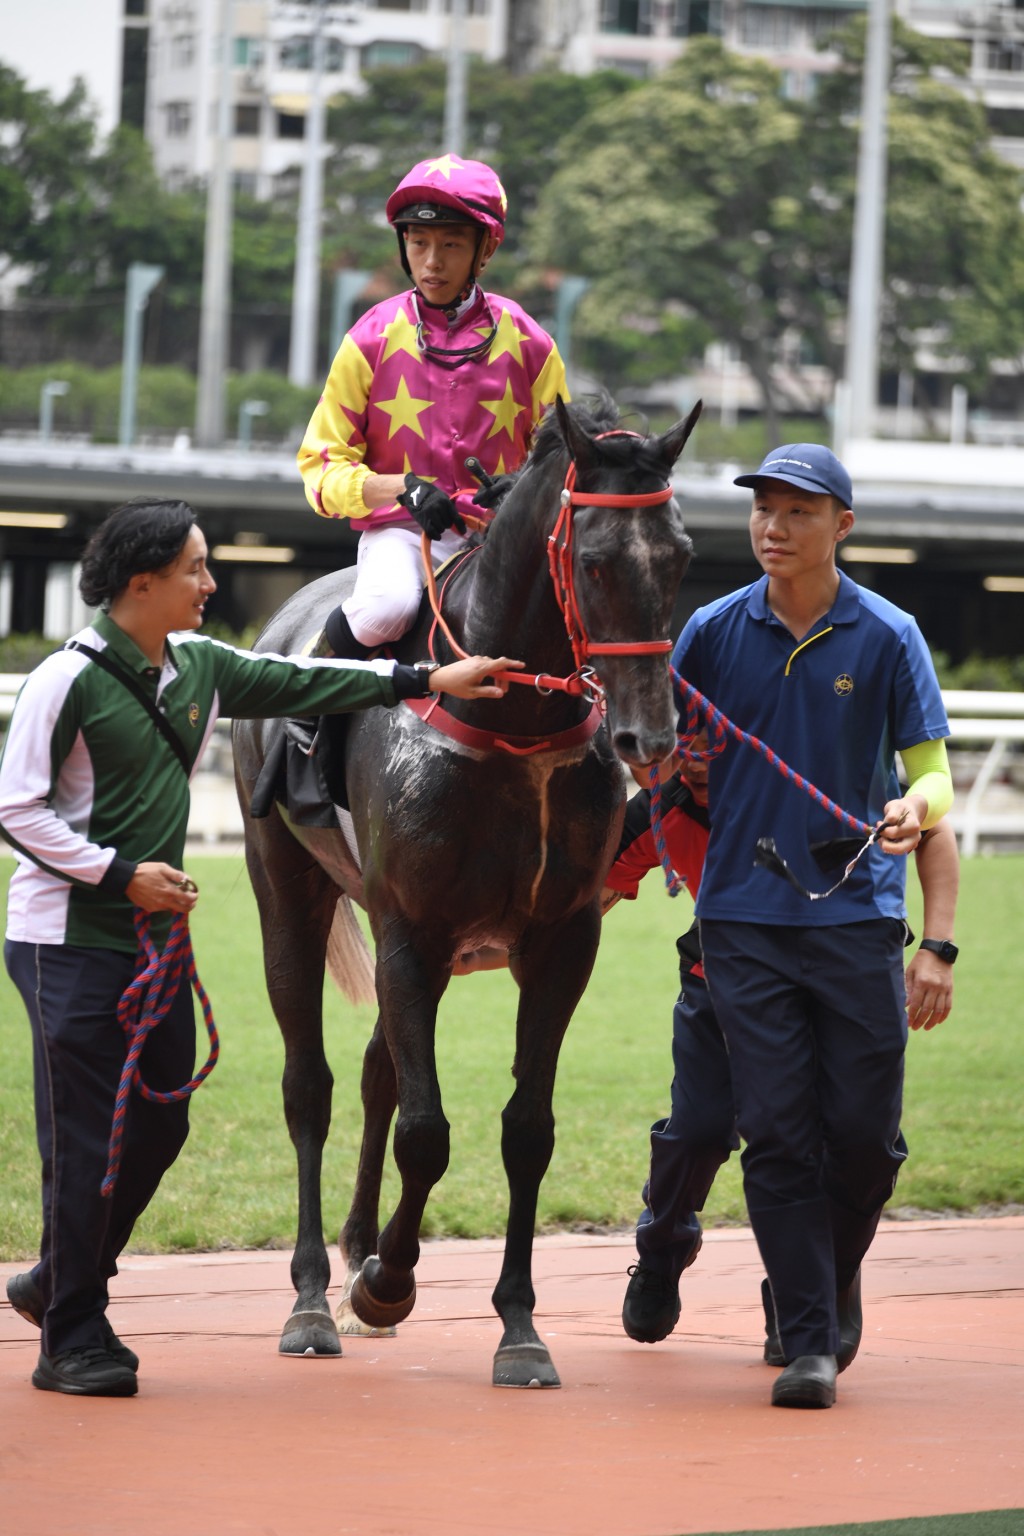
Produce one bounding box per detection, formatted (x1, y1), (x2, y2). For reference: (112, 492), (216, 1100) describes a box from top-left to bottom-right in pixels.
(673, 571), (948, 927)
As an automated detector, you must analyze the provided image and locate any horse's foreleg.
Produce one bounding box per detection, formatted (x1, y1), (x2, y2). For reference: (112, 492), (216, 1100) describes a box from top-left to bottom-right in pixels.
(491, 901), (603, 1388)
(245, 823), (341, 1358)
(336, 1015), (399, 1336)
(348, 919), (448, 1331)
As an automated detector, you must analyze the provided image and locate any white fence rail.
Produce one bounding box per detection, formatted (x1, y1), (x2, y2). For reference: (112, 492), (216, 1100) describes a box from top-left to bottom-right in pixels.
(3, 677), (1023, 853)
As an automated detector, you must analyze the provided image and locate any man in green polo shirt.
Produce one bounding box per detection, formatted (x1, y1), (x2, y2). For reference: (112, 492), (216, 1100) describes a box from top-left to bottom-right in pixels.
(0, 496), (517, 1397)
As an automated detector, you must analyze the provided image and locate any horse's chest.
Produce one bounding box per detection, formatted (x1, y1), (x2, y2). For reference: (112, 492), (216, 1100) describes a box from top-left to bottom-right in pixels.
(370, 723), (622, 921)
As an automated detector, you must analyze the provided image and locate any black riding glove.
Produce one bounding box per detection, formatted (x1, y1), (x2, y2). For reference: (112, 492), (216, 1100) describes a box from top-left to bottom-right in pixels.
(397, 474), (467, 539)
(471, 474), (517, 512)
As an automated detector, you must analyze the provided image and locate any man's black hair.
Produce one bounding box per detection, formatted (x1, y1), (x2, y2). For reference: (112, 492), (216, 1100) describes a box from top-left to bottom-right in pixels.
(79, 498), (197, 610)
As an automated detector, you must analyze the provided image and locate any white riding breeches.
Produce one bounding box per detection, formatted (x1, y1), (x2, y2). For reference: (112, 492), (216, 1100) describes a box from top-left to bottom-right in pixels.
(342, 524), (469, 647)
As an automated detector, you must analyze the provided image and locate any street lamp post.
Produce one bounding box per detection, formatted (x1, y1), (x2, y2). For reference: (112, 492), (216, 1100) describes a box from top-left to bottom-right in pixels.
(238, 398), (270, 450)
(555, 275), (590, 377)
(289, 0), (328, 386)
(843, 0), (892, 447)
(39, 381), (70, 442)
(329, 269), (371, 358)
(195, 0), (235, 448)
(444, 0), (468, 155)
(119, 263), (165, 448)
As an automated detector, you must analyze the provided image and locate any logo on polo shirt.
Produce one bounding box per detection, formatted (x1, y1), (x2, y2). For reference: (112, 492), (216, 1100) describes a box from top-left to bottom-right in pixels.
(188, 702), (200, 726)
(834, 674), (854, 697)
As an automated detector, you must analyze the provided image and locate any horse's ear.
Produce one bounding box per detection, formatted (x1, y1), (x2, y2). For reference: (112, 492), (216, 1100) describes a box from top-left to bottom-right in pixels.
(657, 399), (703, 471)
(555, 395), (598, 474)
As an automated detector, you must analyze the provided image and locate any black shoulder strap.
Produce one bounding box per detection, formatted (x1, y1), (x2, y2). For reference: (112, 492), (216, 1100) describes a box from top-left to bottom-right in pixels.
(66, 640), (192, 778)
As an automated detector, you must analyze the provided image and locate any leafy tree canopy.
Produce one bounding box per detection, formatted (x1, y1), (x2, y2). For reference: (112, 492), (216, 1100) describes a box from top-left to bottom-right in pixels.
(321, 59), (636, 295)
(526, 27), (1024, 421)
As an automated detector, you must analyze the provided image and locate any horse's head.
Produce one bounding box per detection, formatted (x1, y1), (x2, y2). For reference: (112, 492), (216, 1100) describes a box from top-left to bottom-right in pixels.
(552, 395), (701, 768)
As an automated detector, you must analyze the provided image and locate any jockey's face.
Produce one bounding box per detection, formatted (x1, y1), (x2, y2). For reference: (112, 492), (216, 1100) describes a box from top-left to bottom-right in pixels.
(404, 222), (496, 307)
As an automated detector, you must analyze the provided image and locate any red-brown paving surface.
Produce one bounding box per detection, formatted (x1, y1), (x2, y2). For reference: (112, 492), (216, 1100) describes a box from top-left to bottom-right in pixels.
(2, 1216), (1022, 1536)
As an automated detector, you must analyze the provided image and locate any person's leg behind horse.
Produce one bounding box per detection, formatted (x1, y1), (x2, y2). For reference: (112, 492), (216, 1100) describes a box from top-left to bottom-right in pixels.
(623, 972), (738, 1343)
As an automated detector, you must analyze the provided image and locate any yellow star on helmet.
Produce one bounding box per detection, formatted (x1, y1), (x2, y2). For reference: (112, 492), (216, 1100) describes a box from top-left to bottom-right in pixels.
(422, 154), (464, 181)
(379, 308), (422, 364)
(486, 308), (529, 367)
(375, 375), (435, 440)
(481, 381), (526, 442)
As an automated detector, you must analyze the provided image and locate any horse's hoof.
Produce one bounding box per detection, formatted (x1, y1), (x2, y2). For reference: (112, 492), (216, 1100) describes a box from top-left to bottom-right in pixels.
(279, 1309), (343, 1357)
(349, 1257), (416, 1328)
(492, 1341), (561, 1389)
(336, 1290), (397, 1338)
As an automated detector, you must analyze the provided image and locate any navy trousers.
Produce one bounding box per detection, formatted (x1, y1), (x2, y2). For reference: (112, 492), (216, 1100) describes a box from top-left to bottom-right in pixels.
(5, 940), (195, 1357)
(699, 919), (908, 1362)
(635, 972), (738, 1279)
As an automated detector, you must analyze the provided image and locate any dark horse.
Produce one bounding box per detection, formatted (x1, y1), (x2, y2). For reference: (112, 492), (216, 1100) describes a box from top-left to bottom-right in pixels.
(233, 395), (700, 1386)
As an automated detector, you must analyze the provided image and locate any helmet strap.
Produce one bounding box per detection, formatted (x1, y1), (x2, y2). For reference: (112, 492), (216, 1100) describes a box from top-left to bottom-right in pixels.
(417, 281), (477, 323)
(409, 290), (498, 370)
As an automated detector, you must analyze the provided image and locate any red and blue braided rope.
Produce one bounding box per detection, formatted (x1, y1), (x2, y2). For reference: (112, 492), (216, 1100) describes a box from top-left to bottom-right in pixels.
(102, 910), (219, 1197)
(648, 668), (874, 896)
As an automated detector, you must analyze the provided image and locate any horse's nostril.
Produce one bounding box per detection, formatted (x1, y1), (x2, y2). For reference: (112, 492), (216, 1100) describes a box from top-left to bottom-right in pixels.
(613, 732), (647, 767)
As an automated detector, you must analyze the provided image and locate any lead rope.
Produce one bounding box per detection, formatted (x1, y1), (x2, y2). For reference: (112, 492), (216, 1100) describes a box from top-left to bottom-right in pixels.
(648, 668), (874, 896)
(101, 909), (219, 1197)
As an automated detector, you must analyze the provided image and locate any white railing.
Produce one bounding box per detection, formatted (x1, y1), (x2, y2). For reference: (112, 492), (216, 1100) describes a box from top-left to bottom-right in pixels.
(941, 690), (1024, 856)
(3, 677), (1023, 853)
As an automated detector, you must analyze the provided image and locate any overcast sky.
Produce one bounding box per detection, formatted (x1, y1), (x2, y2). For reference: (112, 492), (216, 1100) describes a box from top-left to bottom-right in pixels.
(2, 0), (123, 133)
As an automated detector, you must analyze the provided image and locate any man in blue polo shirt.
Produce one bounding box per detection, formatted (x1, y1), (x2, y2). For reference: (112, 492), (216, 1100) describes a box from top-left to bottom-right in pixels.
(673, 443), (952, 1409)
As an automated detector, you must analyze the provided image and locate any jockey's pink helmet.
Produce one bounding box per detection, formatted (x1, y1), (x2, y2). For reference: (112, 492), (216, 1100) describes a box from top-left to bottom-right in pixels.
(386, 156), (507, 245)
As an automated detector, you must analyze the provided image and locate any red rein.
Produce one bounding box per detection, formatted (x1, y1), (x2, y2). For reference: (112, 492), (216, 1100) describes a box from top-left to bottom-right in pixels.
(421, 441), (675, 698)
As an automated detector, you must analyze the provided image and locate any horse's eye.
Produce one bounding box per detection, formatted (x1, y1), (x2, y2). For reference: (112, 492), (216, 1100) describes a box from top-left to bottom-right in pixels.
(580, 556), (604, 582)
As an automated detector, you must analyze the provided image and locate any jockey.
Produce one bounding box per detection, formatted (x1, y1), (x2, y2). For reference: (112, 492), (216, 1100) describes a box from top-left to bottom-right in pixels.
(298, 154), (568, 660)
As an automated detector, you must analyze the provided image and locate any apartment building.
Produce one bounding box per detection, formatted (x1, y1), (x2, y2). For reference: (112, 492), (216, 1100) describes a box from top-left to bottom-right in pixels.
(143, 0), (509, 195)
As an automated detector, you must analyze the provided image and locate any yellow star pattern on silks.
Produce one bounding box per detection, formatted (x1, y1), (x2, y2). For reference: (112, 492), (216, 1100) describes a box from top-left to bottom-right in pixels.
(422, 154), (463, 181)
(376, 375), (435, 440)
(481, 381), (527, 441)
(486, 308), (529, 367)
(379, 309), (423, 364)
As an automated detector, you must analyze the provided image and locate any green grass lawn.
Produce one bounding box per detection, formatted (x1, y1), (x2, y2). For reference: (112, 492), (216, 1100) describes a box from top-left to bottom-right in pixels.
(1, 850), (1021, 1260)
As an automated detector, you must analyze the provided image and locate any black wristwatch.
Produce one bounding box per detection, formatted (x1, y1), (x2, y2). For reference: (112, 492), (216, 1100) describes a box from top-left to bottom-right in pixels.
(413, 660), (441, 697)
(919, 938), (958, 965)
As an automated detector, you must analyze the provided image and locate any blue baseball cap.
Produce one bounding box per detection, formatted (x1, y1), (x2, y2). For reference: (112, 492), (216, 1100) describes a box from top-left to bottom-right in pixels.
(734, 444), (853, 510)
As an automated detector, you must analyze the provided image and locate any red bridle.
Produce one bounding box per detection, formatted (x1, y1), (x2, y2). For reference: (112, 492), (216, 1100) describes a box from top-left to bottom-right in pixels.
(422, 433), (675, 701)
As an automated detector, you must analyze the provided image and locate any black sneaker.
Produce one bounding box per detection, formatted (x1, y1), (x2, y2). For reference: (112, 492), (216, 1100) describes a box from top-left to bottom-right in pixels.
(32, 1346), (138, 1397)
(101, 1317), (140, 1373)
(6, 1272), (138, 1372)
(622, 1234), (703, 1343)
(622, 1263), (681, 1343)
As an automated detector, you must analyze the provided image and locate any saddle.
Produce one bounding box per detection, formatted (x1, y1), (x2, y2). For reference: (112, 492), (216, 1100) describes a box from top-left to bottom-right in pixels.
(249, 626), (354, 826)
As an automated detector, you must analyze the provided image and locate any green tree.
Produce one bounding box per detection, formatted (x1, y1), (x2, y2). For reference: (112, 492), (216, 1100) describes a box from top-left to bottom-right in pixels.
(0, 66), (99, 294)
(527, 39), (809, 427)
(0, 65), (299, 371)
(527, 29), (1024, 431)
(809, 21), (1024, 408)
(320, 59), (636, 307)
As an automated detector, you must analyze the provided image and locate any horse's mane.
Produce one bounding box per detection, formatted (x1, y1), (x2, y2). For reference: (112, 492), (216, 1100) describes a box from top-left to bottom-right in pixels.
(528, 392), (670, 480)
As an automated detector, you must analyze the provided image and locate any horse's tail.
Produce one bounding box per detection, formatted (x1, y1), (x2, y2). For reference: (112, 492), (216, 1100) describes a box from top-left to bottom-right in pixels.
(326, 894), (377, 1009)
